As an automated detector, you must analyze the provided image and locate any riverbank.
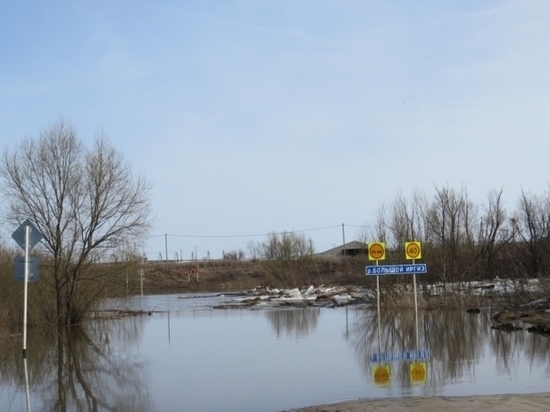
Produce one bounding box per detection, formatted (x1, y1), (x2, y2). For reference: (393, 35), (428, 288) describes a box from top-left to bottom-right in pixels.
(288, 393), (550, 412)
(144, 258), (365, 293)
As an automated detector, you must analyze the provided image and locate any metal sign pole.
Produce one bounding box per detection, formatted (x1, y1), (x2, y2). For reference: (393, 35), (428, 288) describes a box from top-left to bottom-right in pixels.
(413, 259), (419, 349)
(23, 225), (30, 358)
(12, 219), (43, 359)
(377, 275), (381, 352)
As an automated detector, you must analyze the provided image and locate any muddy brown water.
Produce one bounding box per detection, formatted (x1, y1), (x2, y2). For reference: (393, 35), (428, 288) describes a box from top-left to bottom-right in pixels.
(1, 293), (549, 412)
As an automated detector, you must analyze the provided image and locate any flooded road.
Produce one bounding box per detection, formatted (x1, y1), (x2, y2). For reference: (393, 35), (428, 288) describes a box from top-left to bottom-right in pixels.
(1, 293), (549, 411)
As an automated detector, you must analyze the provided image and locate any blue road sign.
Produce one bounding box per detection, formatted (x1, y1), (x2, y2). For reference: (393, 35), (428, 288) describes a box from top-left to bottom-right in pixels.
(365, 263), (427, 275)
(14, 256), (39, 283)
(12, 219), (43, 250)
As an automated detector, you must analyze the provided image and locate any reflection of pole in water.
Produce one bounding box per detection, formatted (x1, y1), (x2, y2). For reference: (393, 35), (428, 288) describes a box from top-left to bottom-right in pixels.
(24, 357), (31, 412)
(166, 295), (171, 343)
(139, 268), (144, 297)
(345, 306), (349, 339)
(168, 310), (171, 343)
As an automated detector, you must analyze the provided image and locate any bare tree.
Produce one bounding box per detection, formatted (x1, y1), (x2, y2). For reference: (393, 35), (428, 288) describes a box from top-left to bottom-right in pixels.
(0, 118), (152, 324)
(387, 189), (429, 249)
(362, 203), (389, 246)
(474, 189), (512, 278)
(388, 192), (412, 249)
(512, 188), (550, 276)
(257, 231), (315, 288)
(426, 185), (476, 283)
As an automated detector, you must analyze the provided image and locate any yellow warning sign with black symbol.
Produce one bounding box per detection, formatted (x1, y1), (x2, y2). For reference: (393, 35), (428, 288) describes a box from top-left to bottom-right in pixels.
(405, 241), (422, 260)
(410, 362), (427, 385)
(373, 365), (391, 386)
(368, 242), (386, 261)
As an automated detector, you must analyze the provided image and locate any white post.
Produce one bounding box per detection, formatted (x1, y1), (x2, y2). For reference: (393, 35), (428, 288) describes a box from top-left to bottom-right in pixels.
(377, 274), (381, 354)
(413, 259), (419, 348)
(376, 259), (381, 354)
(23, 225), (30, 358)
(165, 233), (168, 265)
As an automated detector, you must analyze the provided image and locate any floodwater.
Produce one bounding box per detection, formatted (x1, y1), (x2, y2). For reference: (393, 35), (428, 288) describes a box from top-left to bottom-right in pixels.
(1, 293), (550, 412)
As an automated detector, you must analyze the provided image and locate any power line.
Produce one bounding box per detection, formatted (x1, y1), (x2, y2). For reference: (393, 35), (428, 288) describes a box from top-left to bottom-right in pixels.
(148, 224), (351, 239)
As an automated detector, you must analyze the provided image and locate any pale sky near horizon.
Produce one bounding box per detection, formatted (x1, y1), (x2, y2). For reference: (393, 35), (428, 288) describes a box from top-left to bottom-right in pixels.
(2, 1), (550, 260)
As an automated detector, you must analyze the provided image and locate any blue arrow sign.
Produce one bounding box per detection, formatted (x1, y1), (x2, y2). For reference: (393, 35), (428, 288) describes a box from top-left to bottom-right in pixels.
(365, 264), (427, 275)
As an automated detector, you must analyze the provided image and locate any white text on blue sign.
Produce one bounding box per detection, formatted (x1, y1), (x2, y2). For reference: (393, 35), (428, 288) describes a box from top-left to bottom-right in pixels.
(365, 264), (427, 275)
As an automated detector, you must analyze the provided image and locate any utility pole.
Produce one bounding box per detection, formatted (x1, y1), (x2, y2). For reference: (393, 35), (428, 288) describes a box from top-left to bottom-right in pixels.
(342, 223), (346, 257)
(165, 233), (168, 266)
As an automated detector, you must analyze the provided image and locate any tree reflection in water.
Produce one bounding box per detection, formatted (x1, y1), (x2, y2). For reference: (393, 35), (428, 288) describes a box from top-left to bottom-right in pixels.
(265, 308), (320, 338)
(0, 317), (153, 412)
(346, 308), (550, 393)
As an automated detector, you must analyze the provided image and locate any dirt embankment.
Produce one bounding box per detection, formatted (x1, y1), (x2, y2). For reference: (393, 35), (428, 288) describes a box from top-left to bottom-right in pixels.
(290, 393), (550, 412)
(143, 258), (369, 293)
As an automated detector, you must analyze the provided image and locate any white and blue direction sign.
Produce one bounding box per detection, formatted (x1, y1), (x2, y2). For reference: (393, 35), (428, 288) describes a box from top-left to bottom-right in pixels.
(369, 349), (430, 363)
(365, 263), (427, 275)
(14, 256), (40, 283)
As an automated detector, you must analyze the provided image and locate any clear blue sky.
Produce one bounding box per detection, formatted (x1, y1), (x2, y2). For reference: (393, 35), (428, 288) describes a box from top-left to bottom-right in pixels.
(2, 1), (550, 260)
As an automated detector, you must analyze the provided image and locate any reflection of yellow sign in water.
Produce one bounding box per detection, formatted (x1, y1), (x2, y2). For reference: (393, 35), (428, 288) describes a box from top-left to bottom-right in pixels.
(368, 242), (386, 261)
(405, 241), (422, 260)
(410, 362), (427, 384)
(373, 365), (391, 386)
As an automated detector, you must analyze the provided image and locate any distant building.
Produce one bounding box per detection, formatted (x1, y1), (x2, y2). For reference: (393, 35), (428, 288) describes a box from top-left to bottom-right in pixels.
(317, 241), (367, 258)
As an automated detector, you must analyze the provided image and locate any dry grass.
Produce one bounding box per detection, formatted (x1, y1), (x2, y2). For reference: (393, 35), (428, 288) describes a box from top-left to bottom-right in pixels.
(142, 256), (397, 292)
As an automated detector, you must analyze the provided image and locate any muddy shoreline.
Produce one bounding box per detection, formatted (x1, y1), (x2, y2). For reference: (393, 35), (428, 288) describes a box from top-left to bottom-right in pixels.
(286, 393), (550, 412)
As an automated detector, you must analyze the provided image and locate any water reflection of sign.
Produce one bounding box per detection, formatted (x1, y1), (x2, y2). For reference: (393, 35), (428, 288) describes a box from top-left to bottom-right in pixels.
(410, 362), (427, 384)
(405, 241), (422, 260)
(373, 365), (391, 386)
(365, 264), (427, 275)
(369, 349), (430, 363)
(368, 242), (386, 261)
